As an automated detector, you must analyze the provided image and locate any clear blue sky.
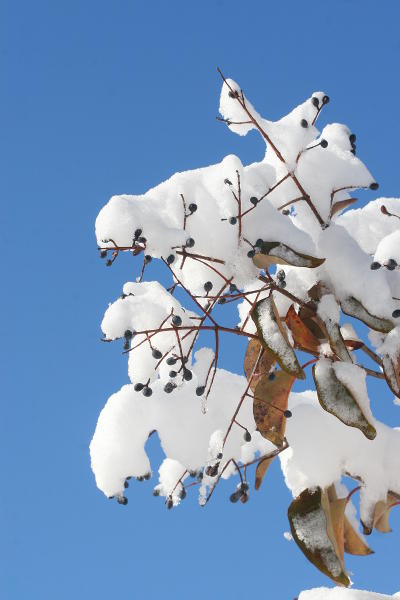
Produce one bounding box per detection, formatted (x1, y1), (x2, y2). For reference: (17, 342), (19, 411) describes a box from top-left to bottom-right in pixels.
(2, 1), (400, 599)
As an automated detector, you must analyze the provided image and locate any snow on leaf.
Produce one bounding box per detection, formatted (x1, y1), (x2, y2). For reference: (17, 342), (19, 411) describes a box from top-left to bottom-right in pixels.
(253, 241), (325, 269)
(341, 296), (393, 334)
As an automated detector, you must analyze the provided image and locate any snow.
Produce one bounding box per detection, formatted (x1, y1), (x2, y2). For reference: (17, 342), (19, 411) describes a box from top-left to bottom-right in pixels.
(299, 589), (397, 600)
(92, 73), (400, 586)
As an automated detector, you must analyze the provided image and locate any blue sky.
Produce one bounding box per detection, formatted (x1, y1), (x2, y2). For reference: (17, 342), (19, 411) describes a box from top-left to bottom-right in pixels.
(2, 1), (400, 598)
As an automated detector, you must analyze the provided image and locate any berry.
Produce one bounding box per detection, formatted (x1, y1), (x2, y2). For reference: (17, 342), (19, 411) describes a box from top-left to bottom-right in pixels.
(322, 95), (330, 104)
(320, 139), (328, 148)
(240, 493), (249, 504)
(164, 382), (176, 393)
(152, 349), (163, 359)
(183, 357), (189, 364)
(123, 341), (130, 350)
(166, 254), (175, 264)
(179, 487), (187, 500)
(230, 491), (241, 503)
(166, 357), (177, 367)
(196, 386), (205, 396)
(229, 217), (237, 225)
(311, 96), (319, 108)
(300, 119), (308, 128)
(217, 452), (223, 460)
(153, 488), (160, 496)
(124, 329), (133, 339)
(124, 480), (129, 489)
(134, 383), (144, 392)
(134, 228), (143, 239)
(268, 372), (275, 381)
(282, 209), (290, 215)
(204, 281), (213, 293)
(392, 310), (400, 319)
(218, 297), (226, 304)
(255, 238), (263, 248)
(169, 370), (177, 378)
(142, 386), (153, 397)
(188, 203), (197, 213)
(100, 249), (107, 259)
(369, 182), (379, 191)
(228, 90), (238, 98)
(250, 196), (258, 205)
(205, 465), (219, 477)
(138, 236), (147, 244)
(166, 498), (174, 510)
(370, 261), (381, 270)
(351, 149), (356, 155)
(240, 481), (249, 493)
(229, 283), (238, 292)
(144, 255), (152, 263)
(172, 315), (182, 326)
(117, 496), (128, 505)
(349, 133), (356, 144)
(387, 258), (398, 270)
(278, 280), (287, 288)
(136, 475), (144, 481)
(276, 269), (285, 280)
(183, 369), (193, 381)
(284, 410), (292, 418)
(144, 472), (151, 480)
(106, 259), (113, 267)
(224, 178), (232, 185)
(186, 237), (195, 248)
(247, 250), (255, 258)
(243, 430), (252, 442)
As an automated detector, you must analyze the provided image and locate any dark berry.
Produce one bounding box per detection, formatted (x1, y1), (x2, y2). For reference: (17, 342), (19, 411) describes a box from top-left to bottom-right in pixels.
(124, 329), (133, 339)
(183, 357), (189, 364)
(169, 370), (177, 378)
(240, 493), (249, 504)
(124, 480), (129, 489)
(166, 357), (177, 365)
(152, 349), (163, 359)
(217, 452), (223, 460)
(144, 255), (152, 263)
(142, 386), (153, 397)
(320, 139), (328, 148)
(138, 236), (147, 244)
(134, 228), (142, 239)
(243, 430), (252, 442)
(300, 119), (308, 128)
(386, 259), (397, 271)
(123, 341), (130, 350)
(229, 217), (237, 225)
(100, 249), (107, 259)
(164, 382), (176, 393)
(134, 383), (144, 392)
(153, 488), (160, 496)
(183, 369), (193, 381)
(117, 496), (128, 505)
(218, 297), (226, 304)
(166, 254), (175, 264)
(166, 498), (174, 510)
(229, 283), (238, 292)
(205, 465), (219, 477)
(247, 249), (256, 258)
(204, 281), (213, 293)
(136, 475), (144, 482)
(224, 178), (232, 185)
(312, 96), (319, 108)
(250, 196), (258, 205)
(349, 133), (356, 144)
(188, 203), (197, 213)
(268, 372), (275, 381)
(392, 310), (400, 319)
(144, 472), (151, 480)
(370, 261), (381, 270)
(277, 269), (285, 280)
(370, 182), (379, 191)
(230, 491), (241, 503)
(196, 386), (205, 396)
(322, 95), (330, 104)
(106, 259), (113, 267)
(351, 149), (356, 155)
(278, 280), (287, 288)
(282, 209), (290, 215)
(240, 481), (249, 493)
(228, 90), (238, 98)
(179, 487), (187, 500)
(172, 315), (182, 326)
(284, 410), (292, 418)
(255, 239), (263, 248)
(186, 237), (195, 248)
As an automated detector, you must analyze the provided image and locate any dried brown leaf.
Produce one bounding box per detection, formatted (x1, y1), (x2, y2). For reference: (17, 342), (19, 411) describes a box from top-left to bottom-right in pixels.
(253, 370), (295, 447)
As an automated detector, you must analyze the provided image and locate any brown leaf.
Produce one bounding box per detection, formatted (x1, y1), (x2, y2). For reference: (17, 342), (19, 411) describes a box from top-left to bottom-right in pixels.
(382, 352), (400, 399)
(252, 241), (325, 269)
(288, 487), (350, 586)
(373, 493), (399, 533)
(255, 456), (275, 490)
(327, 484), (373, 556)
(330, 197), (357, 218)
(253, 370), (295, 447)
(285, 304), (321, 354)
(244, 339), (275, 393)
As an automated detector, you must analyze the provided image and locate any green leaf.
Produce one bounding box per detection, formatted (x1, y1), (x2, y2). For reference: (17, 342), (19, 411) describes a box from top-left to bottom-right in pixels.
(312, 359), (376, 440)
(252, 296), (305, 379)
(253, 241), (325, 269)
(341, 296), (393, 333)
(288, 487), (350, 587)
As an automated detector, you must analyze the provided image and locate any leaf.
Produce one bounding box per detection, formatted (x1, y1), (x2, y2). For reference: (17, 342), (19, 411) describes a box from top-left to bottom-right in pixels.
(244, 339), (275, 393)
(255, 455), (275, 490)
(253, 370), (295, 447)
(285, 305), (321, 354)
(327, 484), (373, 556)
(253, 241), (325, 269)
(288, 487), (350, 587)
(313, 360), (376, 440)
(322, 317), (352, 362)
(341, 296), (393, 333)
(252, 296), (305, 379)
(382, 352), (400, 400)
(330, 197), (357, 218)
(373, 493), (399, 533)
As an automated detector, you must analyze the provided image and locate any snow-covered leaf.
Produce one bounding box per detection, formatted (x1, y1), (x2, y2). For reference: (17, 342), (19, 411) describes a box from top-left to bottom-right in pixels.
(341, 296), (393, 334)
(253, 241), (325, 269)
